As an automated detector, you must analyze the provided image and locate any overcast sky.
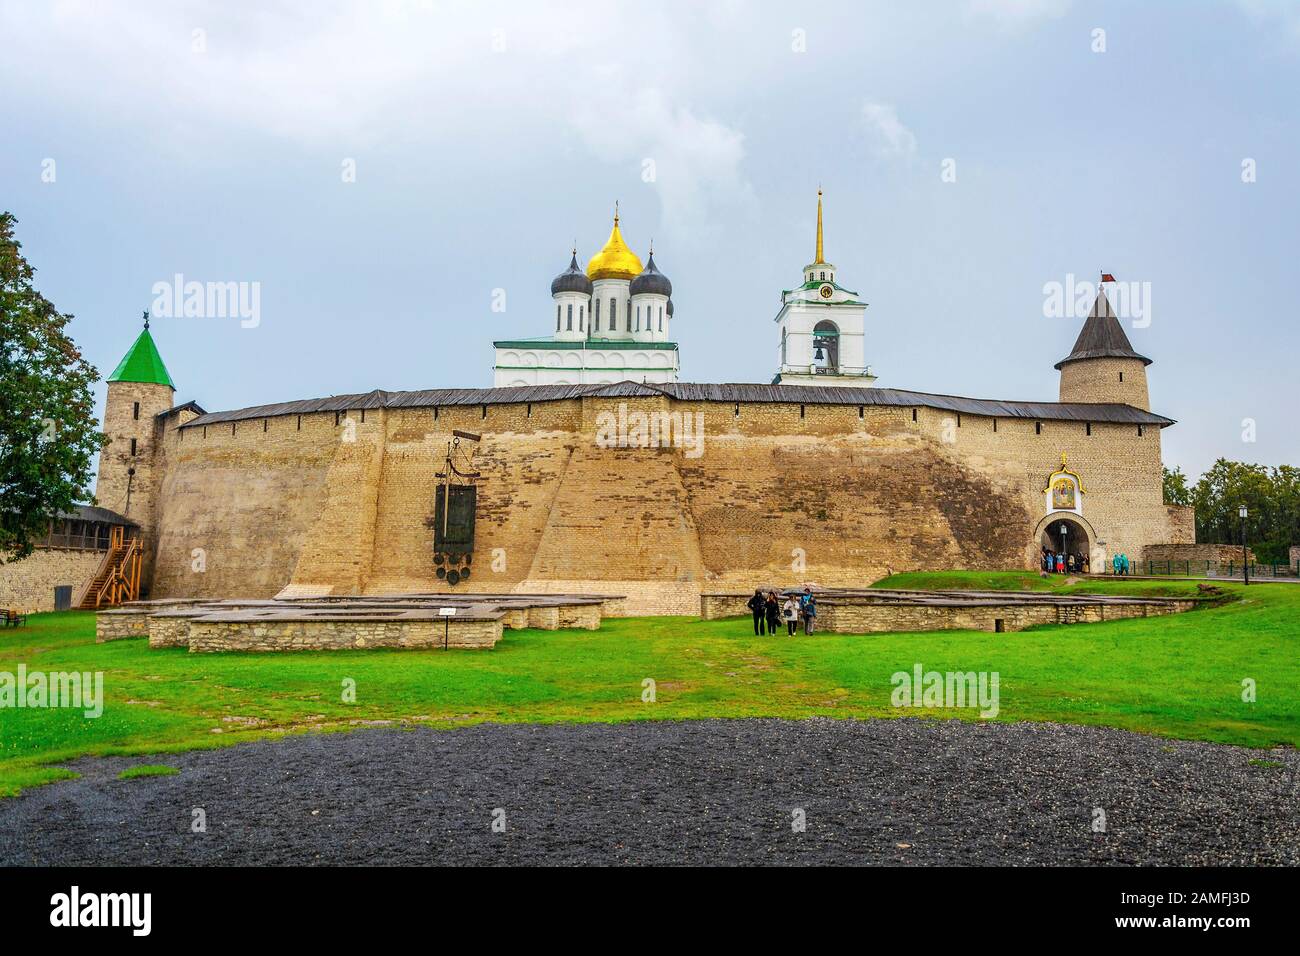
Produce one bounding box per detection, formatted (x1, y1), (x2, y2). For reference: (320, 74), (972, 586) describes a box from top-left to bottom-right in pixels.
(3, 0), (1297, 479)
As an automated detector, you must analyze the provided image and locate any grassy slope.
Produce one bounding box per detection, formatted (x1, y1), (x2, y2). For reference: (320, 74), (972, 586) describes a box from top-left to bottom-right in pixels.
(1, 573), (1296, 796)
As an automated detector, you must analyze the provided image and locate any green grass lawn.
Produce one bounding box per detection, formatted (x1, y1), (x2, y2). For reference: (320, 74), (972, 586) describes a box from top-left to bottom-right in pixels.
(1, 571), (1296, 796)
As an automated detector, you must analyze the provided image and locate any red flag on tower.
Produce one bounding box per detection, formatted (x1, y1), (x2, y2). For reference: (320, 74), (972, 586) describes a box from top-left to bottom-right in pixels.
(1100, 272), (1116, 283)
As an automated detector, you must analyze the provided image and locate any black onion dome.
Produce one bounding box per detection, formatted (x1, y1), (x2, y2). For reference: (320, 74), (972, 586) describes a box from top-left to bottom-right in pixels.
(666, 298), (674, 317)
(551, 253), (593, 296)
(630, 253), (672, 297)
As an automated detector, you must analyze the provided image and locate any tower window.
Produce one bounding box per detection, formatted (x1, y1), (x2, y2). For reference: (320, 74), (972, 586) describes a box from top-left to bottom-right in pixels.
(556, 304), (561, 331)
(481, 405), (488, 419)
(1035, 422), (1042, 435)
(734, 403), (740, 418)
(800, 404), (806, 419)
(335, 411), (340, 426)
(263, 418), (268, 432)
(132, 401), (140, 421)
(956, 414), (962, 428)
(566, 303), (572, 330)
(1086, 422), (1092, 436)
(820, 271), (826, 280)
(579, 305), (584, 331)
(1119, 371), (1124, 382)
(433, 407), (439, 420)
(858, 405), (864, 418)
(993, 419), (998, 432)
(911, 408), (917, 422)
(129, 437), (137, 456)
(659, 307), (663, 331)
(610, 298), (617, 330)
(594, 298), (600, 331)
(526, 403), (532, 417)
(297, 415), (302, 431)
(1138, 425), (1145, 437)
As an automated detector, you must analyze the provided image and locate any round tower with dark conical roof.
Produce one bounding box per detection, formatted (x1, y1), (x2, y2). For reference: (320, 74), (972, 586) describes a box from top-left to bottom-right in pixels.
(96, 312), (176, 536)
(1055, 288), (1151, 410)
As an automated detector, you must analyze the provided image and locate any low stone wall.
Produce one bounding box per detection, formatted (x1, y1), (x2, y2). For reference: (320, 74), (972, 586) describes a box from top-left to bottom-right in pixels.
(96, 610), (152, 642)
(700, 593), (755, 620)
(1140, 543), (1255, 574)
(148, 613), (195, 649)
(1, 548), (106, 613)
(556, 604), (602, 630)
(187, 617), (503, 652)
(816, 598), (1193, 634)
(705, 589), (1197, 634)
(527, 606), (560, 630)
(500, 608), (530, 630)
(516, 580), (691, 617)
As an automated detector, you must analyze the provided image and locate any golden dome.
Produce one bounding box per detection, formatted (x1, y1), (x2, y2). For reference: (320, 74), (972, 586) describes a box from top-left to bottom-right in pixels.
(586, 207), (643, 281)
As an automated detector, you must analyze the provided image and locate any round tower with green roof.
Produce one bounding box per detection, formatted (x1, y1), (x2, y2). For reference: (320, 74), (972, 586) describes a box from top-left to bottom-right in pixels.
(95, 313), (176, 557)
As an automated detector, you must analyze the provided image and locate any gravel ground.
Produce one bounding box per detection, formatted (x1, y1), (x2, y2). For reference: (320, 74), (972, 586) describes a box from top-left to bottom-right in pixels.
(1, 718), (1296, 866)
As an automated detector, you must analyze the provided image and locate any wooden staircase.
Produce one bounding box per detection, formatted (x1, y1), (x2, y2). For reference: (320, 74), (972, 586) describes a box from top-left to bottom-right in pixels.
(76, 527), (142, 609)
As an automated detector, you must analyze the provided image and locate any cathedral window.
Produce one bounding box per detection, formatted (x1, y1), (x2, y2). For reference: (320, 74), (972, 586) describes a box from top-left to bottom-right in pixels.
(658, 307), (663, 331)
(579, 305), (584, 330)
(567, 303), (573, 330)
(133, 401), (140, 420)
(556, 304), (561, 331)
(820, 271), (826, 280)
(610, 298), (617, 330)
(130, 437), (137, 456)
(594, 298), (600, 331)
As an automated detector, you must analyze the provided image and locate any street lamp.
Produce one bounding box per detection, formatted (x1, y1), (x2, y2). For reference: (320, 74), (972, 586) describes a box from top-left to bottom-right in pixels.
(1239, 505), (1249, 586)
(1059, 523), (1068, 572)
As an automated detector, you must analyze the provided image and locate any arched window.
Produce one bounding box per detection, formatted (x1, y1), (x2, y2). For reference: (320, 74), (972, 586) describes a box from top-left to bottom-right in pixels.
(610, 298), (617, 330)
(812, 319), (839, 374)
(636, 306), (641, 331)
(594, 298), (600, 332)
(556, 304), (561, 331)
(566, 303), (573, 330)
(579, 305), (584, 331)
(658, 307), (663, 331)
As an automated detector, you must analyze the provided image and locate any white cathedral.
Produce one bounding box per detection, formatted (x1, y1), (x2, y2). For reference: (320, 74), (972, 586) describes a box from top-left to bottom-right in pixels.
(491, 191), (875, 388)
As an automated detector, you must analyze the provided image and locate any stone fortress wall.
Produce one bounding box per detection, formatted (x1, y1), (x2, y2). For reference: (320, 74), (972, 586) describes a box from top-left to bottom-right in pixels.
(143, 391), (1193, 615)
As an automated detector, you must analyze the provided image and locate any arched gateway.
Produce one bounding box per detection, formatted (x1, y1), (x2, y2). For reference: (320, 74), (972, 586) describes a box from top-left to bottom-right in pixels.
(1033, 513), (1097, 571)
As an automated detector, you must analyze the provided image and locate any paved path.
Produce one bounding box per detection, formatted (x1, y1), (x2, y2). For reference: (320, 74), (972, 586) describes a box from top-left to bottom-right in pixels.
(1, 719), (1296, 866)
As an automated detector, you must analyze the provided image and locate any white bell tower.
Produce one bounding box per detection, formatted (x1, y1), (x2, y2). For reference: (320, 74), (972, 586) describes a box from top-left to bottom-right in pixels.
(773, 190), (876, 387)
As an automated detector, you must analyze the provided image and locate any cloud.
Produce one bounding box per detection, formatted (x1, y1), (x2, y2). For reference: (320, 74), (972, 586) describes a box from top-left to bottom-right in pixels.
(861, 103), (918, 158)
(0, 0), (752, 244)
(1236, 0), (1300, 45)
(965, 0), (1072, 28)
(571, 87), (753, 243)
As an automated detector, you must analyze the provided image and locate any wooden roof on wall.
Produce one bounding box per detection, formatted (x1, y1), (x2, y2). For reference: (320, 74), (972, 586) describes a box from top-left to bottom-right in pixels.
(180, 382), (1175, 429)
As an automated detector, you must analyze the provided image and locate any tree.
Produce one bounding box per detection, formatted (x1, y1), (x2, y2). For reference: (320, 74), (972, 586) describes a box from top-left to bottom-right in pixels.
(1187, 458), (1298, 565)
(1162, 466), (1191, 506)
(0, 212), (105, 561)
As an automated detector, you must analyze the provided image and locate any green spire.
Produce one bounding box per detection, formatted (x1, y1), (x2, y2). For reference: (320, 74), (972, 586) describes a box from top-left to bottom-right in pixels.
(107, 312), (175, 388)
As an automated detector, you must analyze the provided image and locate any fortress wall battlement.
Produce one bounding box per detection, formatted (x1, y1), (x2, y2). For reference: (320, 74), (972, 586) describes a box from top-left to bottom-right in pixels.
(146, 394), (1190, 607)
